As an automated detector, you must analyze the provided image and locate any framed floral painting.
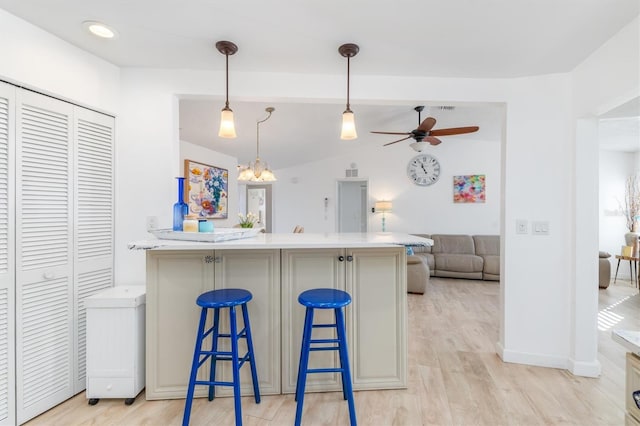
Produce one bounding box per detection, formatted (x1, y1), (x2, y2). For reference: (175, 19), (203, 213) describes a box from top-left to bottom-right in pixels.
(184, 159), (228, 218)
(453, 174), (486, 203)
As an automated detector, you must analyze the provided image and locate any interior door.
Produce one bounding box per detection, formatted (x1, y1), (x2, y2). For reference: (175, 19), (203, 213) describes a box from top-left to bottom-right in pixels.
(337, 180), (368, 233)
(0, 81), (16, 426)
(73, 107), (115, 392)
(15, 89), (74, 424)
(246, 184), (272, 232)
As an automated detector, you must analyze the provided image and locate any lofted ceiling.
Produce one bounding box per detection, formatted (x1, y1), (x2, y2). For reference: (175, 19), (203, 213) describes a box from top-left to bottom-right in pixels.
(179, 100), (505, 169)
(1, 0), (638, 163)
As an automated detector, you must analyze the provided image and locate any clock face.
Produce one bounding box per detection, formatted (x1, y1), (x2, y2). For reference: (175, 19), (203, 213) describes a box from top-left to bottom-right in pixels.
(407, 154), (441, 186)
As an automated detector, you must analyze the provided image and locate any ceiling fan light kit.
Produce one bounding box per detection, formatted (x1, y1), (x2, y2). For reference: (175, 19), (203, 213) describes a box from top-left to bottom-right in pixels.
(238, 107), (277, 182)
(339, 43), (359, 140)
(216, 40), (238, 139)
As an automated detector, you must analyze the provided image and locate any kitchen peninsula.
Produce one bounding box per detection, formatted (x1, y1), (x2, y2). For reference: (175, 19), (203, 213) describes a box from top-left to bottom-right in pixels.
(133, 232), (432, 400)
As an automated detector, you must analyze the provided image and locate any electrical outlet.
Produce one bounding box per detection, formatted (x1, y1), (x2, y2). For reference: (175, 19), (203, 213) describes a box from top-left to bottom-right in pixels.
(146, 216), (158, 231)
(516, 219), (528, 234)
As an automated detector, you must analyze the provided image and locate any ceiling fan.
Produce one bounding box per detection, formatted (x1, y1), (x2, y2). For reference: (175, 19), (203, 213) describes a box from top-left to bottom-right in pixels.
(371, 106), (479, 151)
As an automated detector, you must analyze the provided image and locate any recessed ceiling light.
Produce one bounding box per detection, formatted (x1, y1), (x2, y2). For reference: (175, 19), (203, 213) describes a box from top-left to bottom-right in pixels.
(82, 21), (117, 39)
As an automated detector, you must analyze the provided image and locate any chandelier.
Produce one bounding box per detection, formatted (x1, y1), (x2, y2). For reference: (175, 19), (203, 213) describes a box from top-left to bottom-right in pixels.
(238, 107), (277, 182)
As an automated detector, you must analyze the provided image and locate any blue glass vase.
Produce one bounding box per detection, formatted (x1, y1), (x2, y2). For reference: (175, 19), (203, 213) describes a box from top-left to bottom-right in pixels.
(173, 177), (188, 231)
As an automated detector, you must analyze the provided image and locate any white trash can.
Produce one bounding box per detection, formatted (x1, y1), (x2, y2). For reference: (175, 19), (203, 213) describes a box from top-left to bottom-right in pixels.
(85, 285), (146, 405)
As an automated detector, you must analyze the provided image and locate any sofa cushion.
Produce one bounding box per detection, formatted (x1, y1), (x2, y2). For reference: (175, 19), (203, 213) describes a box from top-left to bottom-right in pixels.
(482, 255), (500, 276)
(473, 235), (499, 256)
(432, 234), (476, 255)
(415, 253), (434, 273)
(435, 253), (483, 273)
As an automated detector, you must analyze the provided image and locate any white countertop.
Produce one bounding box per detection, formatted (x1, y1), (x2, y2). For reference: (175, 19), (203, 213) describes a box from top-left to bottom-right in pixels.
(129, 232), (434, 250)
(612, 329), (640, 354)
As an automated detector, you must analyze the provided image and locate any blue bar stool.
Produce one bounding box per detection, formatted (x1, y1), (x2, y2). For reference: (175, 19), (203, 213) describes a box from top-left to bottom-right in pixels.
(183, 288), (260, 426)
(295, 288), (356, 426)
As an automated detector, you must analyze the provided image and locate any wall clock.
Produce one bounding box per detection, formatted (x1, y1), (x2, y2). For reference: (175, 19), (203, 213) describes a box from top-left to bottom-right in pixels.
(407, 154), (441, 186)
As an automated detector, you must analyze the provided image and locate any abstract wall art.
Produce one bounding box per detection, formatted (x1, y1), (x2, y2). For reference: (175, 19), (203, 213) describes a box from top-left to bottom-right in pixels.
(453, 174), (486, 203)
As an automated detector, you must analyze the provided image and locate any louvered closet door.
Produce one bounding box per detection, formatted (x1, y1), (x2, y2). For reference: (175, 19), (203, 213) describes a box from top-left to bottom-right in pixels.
(0, 82), (16, 426)
(15, 90), (74, 424)
(73, 107), (114, 393)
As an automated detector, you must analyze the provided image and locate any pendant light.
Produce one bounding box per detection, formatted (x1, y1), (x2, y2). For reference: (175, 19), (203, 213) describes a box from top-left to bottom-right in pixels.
(339, 43), (359, 140)
(238, 107), (277, 182)
(216, 40), (238, 138)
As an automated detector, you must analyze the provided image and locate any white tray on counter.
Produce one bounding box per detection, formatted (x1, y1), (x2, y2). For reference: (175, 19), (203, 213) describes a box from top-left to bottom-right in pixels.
(150, 228), (262, 243)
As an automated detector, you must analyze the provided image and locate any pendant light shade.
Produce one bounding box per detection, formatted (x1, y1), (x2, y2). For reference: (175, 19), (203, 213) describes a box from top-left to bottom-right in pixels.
(339, 43), (359, 140)
(219, 108), (236, 138)
(341, 110), (357, 140)
(216, 40), (238, 139)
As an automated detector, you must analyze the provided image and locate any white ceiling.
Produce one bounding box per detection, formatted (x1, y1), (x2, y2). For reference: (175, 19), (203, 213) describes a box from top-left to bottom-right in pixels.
(2, 0), (638, 162)
(1, 0), (638, 78)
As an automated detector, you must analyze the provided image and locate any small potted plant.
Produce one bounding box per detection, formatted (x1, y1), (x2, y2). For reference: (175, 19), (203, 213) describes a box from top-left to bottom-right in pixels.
(238, 212), (257, 228)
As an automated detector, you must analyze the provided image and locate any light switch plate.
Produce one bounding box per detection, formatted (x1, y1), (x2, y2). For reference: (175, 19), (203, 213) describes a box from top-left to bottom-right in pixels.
(516, 219), (528, 234)
(532, 220), (550, 235)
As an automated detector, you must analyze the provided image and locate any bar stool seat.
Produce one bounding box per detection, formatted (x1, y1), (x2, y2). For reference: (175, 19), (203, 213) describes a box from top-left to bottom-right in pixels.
(183, 288), (260, 426)
(295, 288), (356, 426)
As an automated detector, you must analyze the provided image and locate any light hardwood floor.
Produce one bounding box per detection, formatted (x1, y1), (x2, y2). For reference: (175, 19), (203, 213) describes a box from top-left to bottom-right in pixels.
(26, 278), (640, 426)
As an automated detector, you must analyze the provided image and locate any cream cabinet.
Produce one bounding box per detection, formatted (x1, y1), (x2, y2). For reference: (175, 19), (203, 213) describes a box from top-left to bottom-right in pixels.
(145, 246), (406, 401)
(281, 247), (407, 394)
(627, 353), (640, 424)
(145, 249), (281, 400)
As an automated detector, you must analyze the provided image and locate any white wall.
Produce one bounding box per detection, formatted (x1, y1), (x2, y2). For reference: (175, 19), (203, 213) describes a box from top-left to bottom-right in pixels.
(180, 140), (239, 228)
(0, 9), (120, 113)
(600, 150), (638, 279)
(273, 133), (501, 234)
(571, 16), (640, 376)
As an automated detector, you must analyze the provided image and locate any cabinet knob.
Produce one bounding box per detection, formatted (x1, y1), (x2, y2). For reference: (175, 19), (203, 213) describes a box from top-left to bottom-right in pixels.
(338, 255), (345, 262)
(346, 255), (353, 262)
(214, 257), (222, 263)
(43, 272), (55, 280)
(204, 256), (214, 264)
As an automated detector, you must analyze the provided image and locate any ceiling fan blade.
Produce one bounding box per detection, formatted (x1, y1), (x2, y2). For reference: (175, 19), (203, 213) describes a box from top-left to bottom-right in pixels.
(425, 136), (442, 145)
(383, 136), (412, 146)
(371, 131), (411, 135)
(417, 117), (436, 132)
(429, 126), (479, 136)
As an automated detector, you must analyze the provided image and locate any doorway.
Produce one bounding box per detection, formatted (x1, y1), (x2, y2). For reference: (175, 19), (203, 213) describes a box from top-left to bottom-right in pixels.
(246, 184), (272, 233)
(337, 180), (368, 232)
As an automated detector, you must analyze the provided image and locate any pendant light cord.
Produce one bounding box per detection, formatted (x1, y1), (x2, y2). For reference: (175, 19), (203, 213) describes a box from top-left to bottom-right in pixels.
(256, 108), (274, 159)
(346, 55), (351, 112)
(224, 53), (230, 109)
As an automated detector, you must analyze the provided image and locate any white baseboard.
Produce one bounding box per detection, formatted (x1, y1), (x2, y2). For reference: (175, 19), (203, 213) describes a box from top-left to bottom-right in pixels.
(568, 358), (601, 377)
(496, 342), (600, 377)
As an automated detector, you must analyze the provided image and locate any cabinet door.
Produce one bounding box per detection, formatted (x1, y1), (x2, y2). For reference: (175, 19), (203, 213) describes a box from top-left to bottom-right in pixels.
(281, 249), (346, 394)
(347, 247), (407, 390)
(73, 107), (115, 393)
(214, 249), (281, 396)
(15, 89), (75, 424)
(146, 250), (214, 400)
(0, 81), (15, 426)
